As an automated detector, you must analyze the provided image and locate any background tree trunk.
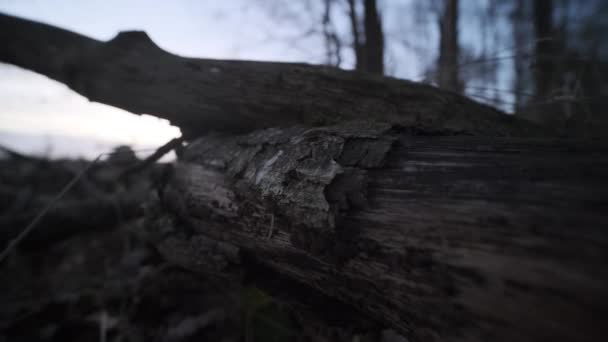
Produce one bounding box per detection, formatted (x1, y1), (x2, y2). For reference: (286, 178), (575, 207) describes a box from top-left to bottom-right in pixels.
(3, 11), (605, 342)
(363, 0), (384, 74)
(347, 0), (384, 75)
(437, 0), (461, 92)
(347, 0), (366, 72)
(533, 0), (555, 104)
(322, 0), (342, 67)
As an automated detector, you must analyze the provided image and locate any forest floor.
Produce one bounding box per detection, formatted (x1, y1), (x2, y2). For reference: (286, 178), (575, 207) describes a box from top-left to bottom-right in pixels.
(0, 146), (405, 342)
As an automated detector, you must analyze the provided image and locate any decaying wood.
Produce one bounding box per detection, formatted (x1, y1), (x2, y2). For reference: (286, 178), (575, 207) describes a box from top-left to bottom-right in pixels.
(147, 123), (608, 342)
(0, 13), (543, 138)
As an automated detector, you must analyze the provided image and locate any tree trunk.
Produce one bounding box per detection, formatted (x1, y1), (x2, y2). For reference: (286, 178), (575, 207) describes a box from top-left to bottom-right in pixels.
(363, 0), (384, 74)
(147, 123), (608, 342)
(3, 11), (605, 342)
(437, 0), (461, 92)
(346, 0), (384, 75)
(321, 0), (342, 68)
(347, 0), (365, 72)
(0, 12), (542, 139)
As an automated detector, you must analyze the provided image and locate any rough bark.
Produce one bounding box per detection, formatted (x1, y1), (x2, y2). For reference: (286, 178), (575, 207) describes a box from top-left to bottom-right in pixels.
(146, 122), (608, 341)
(0, 12), (542, 138)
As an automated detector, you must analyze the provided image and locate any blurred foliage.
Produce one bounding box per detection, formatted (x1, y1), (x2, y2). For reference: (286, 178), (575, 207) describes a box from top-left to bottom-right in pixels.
(241, 286), (298, 342)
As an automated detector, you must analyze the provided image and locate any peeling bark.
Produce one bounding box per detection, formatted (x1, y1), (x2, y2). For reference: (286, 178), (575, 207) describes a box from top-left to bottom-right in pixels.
(147, 123), (608, 341)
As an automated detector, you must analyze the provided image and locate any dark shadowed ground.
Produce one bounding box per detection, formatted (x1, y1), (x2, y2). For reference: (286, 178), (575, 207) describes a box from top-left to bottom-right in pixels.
(0, 146), (404, 342)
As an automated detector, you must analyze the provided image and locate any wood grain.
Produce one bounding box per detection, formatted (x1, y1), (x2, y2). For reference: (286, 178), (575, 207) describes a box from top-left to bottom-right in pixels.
(148, 125), (608, 341)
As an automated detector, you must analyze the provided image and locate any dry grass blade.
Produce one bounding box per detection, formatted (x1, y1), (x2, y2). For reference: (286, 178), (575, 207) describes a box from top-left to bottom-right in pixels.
(0, 154), (103, 262)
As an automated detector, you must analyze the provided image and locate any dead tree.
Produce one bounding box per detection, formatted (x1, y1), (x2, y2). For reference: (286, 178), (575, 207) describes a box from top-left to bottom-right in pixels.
(148, 125), (608, 342)
(0, 12), (539, 138)
(1, 12), (607, 342)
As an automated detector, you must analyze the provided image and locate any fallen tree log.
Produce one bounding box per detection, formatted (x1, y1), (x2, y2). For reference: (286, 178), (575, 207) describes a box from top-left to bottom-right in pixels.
(146, 123), (608, 341)
(0, 12), (543, 138)
(2, 11), (605, 342)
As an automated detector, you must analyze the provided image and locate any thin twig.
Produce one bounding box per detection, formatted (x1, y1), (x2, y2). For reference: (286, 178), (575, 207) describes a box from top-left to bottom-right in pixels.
(267, 214), (275, 239)
(0, 154), (103, 262)
(0, 145), (169, 262)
